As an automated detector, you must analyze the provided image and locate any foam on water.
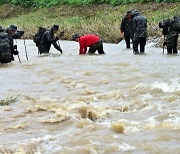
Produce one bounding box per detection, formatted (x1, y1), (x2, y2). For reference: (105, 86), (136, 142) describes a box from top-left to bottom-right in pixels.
(0, 40), (180, 153)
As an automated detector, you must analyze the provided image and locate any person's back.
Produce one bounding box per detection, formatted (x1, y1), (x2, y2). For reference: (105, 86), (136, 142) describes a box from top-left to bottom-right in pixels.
(132, 11), (147, 54)
(72, 33), (105, 55)
(0, 31), (12, 63)
(133, 14), (147, 38)
(79, 34), (100, 48)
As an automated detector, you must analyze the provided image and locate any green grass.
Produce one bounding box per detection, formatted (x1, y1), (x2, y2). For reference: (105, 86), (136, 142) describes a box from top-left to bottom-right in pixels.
(0, 96), (19, 106)
(0, 3), (180, 42)
(0, 0), (180, 7)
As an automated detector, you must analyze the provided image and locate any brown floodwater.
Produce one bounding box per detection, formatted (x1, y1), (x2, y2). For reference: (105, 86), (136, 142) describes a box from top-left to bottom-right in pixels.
(0, 40), (180, 153)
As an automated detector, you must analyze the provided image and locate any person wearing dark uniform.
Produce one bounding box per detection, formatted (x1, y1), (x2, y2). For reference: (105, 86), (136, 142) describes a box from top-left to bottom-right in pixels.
(6, 25), (24, 61)
(120, 10), (134, 48)
(0, 26), (12, 63)
(72, 34), (105, 55)
(132, 11), (147, 54)
(38, 25), (62, 54)
(159, 16), (179, 54)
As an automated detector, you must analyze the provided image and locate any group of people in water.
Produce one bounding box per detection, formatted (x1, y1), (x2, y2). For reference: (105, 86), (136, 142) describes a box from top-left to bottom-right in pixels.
(0, 10), (179, 64)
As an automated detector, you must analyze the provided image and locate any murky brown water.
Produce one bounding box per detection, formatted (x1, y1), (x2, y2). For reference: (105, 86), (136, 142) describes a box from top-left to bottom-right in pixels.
(0, 40), (180, 154)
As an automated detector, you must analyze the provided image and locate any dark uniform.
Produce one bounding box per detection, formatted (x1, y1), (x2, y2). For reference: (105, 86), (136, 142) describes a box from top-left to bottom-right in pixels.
(132, 11), (147, 54)
(120, 11), (134, 48)
(0, 25), (24, 63)
(38, 25), (62, 54)
(159, 17), (179, 54)
(0, 26), (12, 63)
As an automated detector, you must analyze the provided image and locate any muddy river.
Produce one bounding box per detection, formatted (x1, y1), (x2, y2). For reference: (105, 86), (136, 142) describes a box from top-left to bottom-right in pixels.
(0, 40), (180, 153)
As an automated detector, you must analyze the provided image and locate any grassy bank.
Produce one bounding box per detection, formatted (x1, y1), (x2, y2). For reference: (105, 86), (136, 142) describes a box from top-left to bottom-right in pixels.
(0, 3), (180, 43)
(1, 0), (179, 7)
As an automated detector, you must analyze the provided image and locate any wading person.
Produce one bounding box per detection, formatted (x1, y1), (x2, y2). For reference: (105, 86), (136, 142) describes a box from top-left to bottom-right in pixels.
(0, 26), (12, 64)
(159, 15), (180, 54)
(38, 25), (62, 54)
(5, 25), (24, 61)
(72, 34), (105, 55)
(132, 11), (147, 54)
(120, 10), (134, 48)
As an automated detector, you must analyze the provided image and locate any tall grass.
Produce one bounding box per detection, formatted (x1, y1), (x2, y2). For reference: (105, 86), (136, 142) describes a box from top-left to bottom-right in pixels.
(0, 0), (179, 7)
(1, 3), (179, 43)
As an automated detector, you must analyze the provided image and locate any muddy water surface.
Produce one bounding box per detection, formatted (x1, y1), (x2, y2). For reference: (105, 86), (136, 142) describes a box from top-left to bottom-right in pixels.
(0, 40), (180, 153)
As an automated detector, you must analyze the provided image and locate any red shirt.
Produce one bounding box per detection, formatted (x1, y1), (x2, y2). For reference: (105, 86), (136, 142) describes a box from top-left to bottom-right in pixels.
(79, 34), (100, 54)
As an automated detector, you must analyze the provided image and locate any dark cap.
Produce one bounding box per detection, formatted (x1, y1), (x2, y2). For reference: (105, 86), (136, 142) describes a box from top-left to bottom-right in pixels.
(126, 10), (132, 15)
(8, 24), (17, 31)
(52, 24), (59, 30)
(72, 33), (80, 41)
(0, 26), (4, 32)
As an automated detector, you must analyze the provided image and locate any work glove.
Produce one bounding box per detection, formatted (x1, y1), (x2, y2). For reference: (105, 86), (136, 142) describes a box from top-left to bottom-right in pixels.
(13, 50), (19, 55)
(55, 36), (59, 41)
(20, 30), (24, 35)
(163, 41), (167, 46)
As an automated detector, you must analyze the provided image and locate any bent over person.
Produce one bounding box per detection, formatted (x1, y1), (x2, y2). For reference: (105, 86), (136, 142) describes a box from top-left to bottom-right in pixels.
(159, 16), (179, 54)
(72, 34), (105, 55)
(38, 25), (62, 54)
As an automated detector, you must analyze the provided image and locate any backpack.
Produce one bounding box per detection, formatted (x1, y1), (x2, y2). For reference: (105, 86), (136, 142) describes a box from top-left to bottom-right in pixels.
(172, 15), (180, 32)
(0, 32), (12, 63)
(33, 27), (46, 46)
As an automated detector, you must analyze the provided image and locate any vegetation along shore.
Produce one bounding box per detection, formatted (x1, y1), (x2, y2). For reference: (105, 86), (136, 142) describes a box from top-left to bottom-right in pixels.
(0, 1), (180, 47)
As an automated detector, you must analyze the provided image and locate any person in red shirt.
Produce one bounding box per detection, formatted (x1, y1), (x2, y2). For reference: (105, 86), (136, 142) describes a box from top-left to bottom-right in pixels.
(72, 34), (105, 55)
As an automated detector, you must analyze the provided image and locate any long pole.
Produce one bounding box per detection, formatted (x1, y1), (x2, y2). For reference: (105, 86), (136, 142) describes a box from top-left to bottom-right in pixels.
(17, 54), (21, 63)
(163, 35), (165, 54)
(23, 38), (28, 60)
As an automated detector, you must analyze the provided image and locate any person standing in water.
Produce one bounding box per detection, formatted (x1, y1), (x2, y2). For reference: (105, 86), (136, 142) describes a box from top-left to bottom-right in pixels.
(132, 11), (147, 54)
(120, 10), (134, 49)
(38, 25), (62, 54)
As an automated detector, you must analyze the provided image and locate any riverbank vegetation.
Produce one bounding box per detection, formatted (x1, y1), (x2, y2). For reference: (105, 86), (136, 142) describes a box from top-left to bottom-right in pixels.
(0, 2), (180, 43)
(0, 96), (18, 106)
(0, 0), (179, 7)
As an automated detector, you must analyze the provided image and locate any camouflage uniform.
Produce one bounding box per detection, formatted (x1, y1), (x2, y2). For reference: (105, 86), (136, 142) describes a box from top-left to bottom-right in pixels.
(164, 18), (179, 54)
(132, 11), (147, 54)
(0, 27), (12, 63)
(5, 25), (24, 60)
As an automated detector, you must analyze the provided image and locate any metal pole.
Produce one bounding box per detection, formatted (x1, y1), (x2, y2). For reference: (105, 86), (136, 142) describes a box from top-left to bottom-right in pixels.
(163, 35), (165, 54)
(17, 54), (21, 63)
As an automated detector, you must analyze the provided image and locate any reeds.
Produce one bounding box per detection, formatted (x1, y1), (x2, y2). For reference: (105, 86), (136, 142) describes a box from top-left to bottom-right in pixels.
(0, 96), (19, 106)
